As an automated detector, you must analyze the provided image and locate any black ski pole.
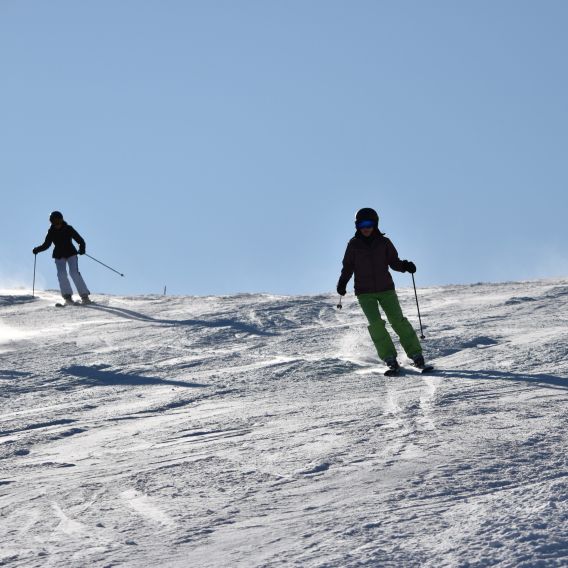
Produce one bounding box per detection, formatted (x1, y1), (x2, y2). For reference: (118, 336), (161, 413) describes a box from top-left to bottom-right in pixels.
(32, 254), (37, 298)
(85, 254), (125, 277)
(336, 296), (343, 310)
(411, 273), (425, 339)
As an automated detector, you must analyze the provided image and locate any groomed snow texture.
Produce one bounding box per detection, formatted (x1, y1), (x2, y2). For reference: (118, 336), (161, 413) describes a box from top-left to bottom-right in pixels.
(1, 280), (568, 567)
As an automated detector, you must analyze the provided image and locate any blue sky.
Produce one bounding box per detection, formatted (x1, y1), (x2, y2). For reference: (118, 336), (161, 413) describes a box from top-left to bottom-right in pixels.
(1, 0), (567, 296)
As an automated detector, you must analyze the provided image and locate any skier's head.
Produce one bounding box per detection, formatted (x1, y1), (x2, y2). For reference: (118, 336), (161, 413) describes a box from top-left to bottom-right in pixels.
(49, 211), (64, 226)
(355, 207), (379, 236)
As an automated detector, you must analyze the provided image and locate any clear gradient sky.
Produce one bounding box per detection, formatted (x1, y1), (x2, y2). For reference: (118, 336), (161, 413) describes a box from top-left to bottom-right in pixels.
(1, 0), (567, 296)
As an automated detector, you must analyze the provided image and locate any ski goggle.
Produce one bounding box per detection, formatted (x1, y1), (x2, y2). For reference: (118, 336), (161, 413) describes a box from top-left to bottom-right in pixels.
(356, 220), (375, 229)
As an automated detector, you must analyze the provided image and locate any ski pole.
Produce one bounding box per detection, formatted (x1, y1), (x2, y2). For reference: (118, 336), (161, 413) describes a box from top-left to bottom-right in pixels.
(337, 296), (343, 310)
(32, 254), (37, 297)
(411, 273), (425, 339)
(85, 254), (125, 277)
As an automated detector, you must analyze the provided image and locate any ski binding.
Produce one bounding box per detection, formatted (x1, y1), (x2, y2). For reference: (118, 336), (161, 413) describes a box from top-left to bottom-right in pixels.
(384, 364), (434, 376)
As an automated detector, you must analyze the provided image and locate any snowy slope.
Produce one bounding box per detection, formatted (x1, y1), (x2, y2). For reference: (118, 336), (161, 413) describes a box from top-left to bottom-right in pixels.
(1, 280), (567, 568)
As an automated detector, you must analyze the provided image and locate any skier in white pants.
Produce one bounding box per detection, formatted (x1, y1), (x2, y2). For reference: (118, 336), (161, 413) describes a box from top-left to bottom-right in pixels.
(33, 211), (93, 305)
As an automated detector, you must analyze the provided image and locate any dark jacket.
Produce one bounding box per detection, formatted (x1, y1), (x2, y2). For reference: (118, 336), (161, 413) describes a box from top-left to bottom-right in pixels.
(338, 232), (407, 295)
(35, 222), (86, 259)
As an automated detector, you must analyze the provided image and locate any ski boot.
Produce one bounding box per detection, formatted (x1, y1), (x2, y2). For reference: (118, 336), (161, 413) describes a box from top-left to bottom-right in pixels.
(80, 294), (93, 305)
(63, 294), (76, 306)
(412, 354), (425, 368)
(411, 354), (434, 374)
(384, 357), (401, 376)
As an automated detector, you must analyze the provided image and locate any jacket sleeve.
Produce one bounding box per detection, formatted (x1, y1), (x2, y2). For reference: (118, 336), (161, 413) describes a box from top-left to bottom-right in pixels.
(70, 226), (86, 253)
(35, 231), (53, 253)
(386, 239), (406, 272)
(338, 242), (355, 287)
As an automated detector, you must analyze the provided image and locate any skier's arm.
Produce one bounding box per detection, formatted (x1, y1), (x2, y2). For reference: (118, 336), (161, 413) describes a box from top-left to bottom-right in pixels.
(386, 239), (413, 273)
(71, 227), (86, 255)
(337, 244), (355, 294)
(33, 232), (53, 254)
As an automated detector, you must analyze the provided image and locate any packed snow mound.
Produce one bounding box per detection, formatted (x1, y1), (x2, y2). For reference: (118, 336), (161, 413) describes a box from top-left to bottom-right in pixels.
(1, 280), (567, 567)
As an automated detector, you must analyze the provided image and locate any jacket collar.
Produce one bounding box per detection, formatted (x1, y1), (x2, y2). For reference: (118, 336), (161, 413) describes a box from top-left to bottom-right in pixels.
(354, 230), (384, 246)
(50, 221), (68, 231)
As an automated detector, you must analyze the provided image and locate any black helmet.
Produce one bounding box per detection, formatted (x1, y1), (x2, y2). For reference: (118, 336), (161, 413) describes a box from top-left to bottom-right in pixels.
(355, 207), (379, 228)
(49, 211), (64, 223)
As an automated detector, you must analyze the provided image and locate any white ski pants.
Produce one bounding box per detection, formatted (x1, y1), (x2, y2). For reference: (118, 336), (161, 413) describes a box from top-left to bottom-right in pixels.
(55, 256), (90, 297)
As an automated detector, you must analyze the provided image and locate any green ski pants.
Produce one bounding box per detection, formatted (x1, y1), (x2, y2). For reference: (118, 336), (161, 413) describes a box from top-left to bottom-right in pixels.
(357, 290), (422, 362)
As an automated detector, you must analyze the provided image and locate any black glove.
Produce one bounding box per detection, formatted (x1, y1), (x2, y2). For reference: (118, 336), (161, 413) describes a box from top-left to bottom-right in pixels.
(32, 247), (40, 255)
(402, 260), (416, 274)
(78, 248), (85, 255)
(337, 283), (347, 296)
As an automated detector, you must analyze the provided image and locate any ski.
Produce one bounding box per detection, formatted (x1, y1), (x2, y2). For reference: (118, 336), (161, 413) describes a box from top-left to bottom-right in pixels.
(384, 368), (401, 377)
(383, 364), (434, 376)
(55, 301), (82, 307)
(384, 362), (402, 376)
(412, 364), (435, 374)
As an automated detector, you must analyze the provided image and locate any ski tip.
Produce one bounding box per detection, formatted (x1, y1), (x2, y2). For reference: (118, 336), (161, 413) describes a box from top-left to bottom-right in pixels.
(421, 365), (435, 374)
(384, 369), (401, 377)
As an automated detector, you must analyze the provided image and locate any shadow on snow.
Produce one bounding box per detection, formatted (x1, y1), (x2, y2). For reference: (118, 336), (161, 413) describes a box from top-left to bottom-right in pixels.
(63, 365), (208, 388)
(0, 370), (32, 379)
(0, 295), (37, 307)
(84, 304), (276, 337)
(438, 369), (568, 391)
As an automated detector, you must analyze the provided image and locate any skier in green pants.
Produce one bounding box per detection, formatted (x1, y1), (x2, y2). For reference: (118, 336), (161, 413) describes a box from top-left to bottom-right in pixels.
(337, 207), (425, 373)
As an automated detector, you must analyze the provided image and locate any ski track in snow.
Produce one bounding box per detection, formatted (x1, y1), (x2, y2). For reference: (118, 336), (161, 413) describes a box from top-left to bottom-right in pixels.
(0, 281), (567, 567)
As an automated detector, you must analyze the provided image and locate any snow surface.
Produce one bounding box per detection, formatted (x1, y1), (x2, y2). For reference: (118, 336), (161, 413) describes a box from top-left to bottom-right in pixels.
(1, 280), (567, 567)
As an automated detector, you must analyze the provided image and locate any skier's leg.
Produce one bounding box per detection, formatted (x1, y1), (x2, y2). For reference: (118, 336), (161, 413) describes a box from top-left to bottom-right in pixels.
(357, 293), (397, 362)
(55, 258), (73, 298)
(378, 290), (422, 358)
(67, 255), (90, 296)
